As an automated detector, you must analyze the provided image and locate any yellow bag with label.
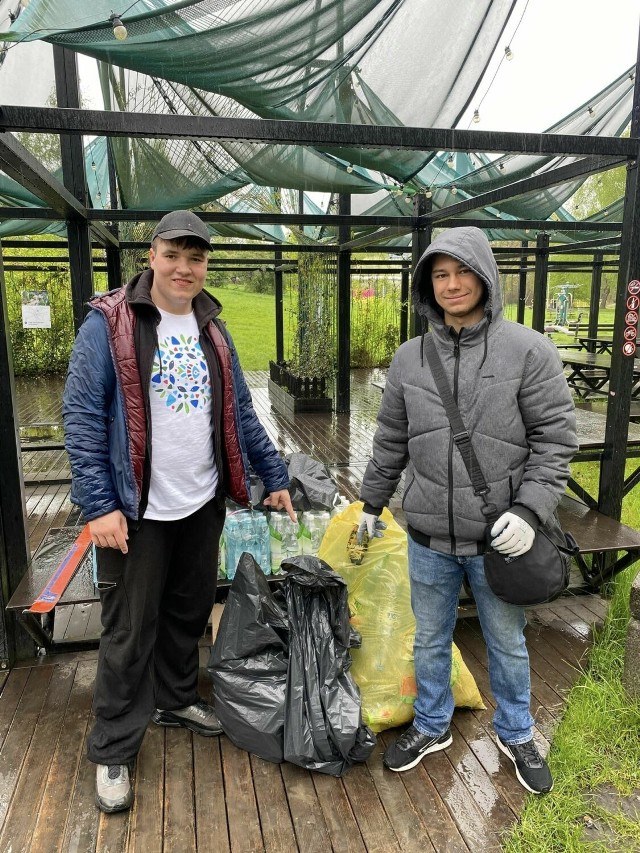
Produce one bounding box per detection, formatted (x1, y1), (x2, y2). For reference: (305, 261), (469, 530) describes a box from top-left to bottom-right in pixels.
(317, 501), (484, 732)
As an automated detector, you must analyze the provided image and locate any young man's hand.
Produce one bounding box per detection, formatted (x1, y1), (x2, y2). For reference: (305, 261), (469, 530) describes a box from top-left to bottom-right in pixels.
(357, 512), (387, 544)
(490, 512), (534, 557)
(89, 510), (129, 553)
(263, 489), (297, 523)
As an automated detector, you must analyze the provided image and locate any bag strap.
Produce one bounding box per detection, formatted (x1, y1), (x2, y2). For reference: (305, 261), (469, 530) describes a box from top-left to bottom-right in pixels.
(423, 335), (498, 521)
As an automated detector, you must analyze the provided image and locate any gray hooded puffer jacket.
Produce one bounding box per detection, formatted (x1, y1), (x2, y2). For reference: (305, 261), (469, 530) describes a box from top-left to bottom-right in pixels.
(360, 226), (578, 555)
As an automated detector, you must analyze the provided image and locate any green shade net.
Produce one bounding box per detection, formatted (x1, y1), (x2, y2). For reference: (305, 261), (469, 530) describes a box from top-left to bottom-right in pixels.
(0, 0), (632, 246)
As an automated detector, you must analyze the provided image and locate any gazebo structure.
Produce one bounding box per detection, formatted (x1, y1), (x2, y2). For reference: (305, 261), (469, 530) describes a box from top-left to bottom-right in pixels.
(0, 0), (639, 668)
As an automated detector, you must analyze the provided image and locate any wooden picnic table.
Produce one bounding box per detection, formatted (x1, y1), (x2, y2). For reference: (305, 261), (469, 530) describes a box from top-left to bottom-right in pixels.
(577, 336), (614, 354)
(557, 348), (640, 399)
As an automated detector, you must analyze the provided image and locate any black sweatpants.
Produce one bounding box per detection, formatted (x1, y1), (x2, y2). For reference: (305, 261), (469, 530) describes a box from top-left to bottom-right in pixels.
(87, 497), (226, 765)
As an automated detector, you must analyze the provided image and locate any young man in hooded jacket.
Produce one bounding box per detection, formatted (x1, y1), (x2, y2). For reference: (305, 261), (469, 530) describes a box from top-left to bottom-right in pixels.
(358, 226), (577, 794)
(63, 210), (295, 813)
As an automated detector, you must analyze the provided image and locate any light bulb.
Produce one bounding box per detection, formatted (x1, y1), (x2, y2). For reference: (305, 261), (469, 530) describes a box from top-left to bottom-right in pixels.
(91, 160), (96, 171)
(425, 191), (432, 199)
(472, 109), (480, 124)
(504, 45), (513, 60)
(110, 14), (128, 40)
(451, 186), (457, 195)
(446, 154), (454, 168)
(588, 106), (595, 116)
(405, 195), (412, 204)
(346, 163), (353, 173)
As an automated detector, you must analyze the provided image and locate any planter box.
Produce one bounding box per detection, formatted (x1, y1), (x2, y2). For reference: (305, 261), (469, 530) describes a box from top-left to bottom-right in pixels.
(267, 361), (333, 414)
(267, 378), (333, 415)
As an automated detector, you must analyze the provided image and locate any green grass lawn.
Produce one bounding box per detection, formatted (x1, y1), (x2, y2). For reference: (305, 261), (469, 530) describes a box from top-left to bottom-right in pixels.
(207, 285), (280, 370)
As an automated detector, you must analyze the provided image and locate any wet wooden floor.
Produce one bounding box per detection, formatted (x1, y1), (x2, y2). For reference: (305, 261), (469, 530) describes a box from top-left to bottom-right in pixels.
(4, 369), (605, 852)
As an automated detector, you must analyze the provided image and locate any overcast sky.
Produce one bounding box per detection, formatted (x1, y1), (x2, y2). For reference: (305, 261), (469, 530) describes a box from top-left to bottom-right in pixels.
(459, 0), (640, 132)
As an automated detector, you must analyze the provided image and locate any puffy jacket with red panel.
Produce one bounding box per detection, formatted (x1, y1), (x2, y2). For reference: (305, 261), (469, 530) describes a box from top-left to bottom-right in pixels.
(62, 270), (289, 522)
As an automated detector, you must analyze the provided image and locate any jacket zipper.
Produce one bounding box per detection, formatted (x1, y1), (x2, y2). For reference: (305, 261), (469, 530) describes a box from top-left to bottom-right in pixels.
(448, 331), (462, 550)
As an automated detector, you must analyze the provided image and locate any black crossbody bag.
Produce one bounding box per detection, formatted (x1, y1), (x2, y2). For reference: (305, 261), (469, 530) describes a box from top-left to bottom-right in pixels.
(423, 335), (578, 606)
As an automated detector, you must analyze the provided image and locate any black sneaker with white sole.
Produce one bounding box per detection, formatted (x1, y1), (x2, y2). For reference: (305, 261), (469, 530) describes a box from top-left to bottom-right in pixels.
(152, 699), (223, 737)
(496, 735), (553, 794)
(383, 724), (452, 772)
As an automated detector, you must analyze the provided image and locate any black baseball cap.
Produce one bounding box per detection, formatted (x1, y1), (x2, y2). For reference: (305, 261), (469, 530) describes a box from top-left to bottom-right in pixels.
(151, 210), (212, 250)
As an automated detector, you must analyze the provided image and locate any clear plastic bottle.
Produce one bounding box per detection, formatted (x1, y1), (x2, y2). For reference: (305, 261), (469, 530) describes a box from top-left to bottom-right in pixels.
(282, 516), (299, 560)
(255, 513), (271, 575)
(269, 511), (285, 574)
(225, 515), (239, 580)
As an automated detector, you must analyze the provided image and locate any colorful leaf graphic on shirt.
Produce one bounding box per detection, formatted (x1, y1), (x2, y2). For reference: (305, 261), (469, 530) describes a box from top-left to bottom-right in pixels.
(151, 335), (211, 413)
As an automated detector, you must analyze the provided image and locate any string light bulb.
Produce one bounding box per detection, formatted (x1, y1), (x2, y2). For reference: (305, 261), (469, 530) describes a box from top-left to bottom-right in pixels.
(504, 45), (513, 60)
(446, 154), (454, 168)
(346, 163), (353, 173)
(472, 109), (480, 124)
(110, 13), (128, 41)
(425, 190), (433, 199)
(91, 160), (96, 171)
(451, 186), (457, 195)
(588, 106), (595, 116)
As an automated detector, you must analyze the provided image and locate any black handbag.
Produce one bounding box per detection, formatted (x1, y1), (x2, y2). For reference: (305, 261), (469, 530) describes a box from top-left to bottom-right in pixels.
(423, 335), (578, 606)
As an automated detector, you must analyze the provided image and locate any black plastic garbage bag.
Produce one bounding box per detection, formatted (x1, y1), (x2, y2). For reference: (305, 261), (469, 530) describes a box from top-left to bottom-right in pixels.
(285, 453), (339, 510)
(208, 553), (289, 763)
(208, 553), (376, 776)
(249, 452), (339, 511)
(281, 555), (376, 776)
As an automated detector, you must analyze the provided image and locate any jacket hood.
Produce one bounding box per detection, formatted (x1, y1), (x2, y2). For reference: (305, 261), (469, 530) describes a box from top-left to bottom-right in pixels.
(121, 268), (223, 329)
(411, 226), (503, 330)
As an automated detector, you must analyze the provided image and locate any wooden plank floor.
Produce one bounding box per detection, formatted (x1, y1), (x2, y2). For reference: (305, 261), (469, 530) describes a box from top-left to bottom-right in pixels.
(5, 369), (606, 852)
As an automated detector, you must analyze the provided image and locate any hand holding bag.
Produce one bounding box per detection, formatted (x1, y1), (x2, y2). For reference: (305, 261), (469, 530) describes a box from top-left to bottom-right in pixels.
(423, 335), (578, 606)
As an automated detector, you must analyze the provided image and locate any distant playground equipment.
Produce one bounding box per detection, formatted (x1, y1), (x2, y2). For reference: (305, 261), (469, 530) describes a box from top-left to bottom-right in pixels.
(545, 284), (582, 335)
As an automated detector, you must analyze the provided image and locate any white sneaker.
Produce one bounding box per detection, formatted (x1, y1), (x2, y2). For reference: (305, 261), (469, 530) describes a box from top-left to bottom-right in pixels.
(95, 763), (133, 813)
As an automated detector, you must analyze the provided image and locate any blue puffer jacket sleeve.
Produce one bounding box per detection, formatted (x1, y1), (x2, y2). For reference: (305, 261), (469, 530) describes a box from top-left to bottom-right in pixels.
(227, 331), (290, 494)
(62, 311), (124, 521)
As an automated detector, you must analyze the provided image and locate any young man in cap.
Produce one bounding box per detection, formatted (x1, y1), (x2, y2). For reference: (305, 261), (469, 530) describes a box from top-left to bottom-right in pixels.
(357, 226), (577, 794)
(64, 210), (295, 813)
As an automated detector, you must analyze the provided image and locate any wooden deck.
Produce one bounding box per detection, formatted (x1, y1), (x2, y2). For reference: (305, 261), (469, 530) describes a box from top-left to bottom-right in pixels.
(3, 369), (607, 852)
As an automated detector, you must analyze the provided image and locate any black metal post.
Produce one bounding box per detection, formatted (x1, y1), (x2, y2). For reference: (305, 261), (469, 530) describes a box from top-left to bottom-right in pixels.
(531, 233), (550, 333)
(410, 194), (431, 337)
(105, 137), (122, 291)
(274, 246), (284, 364)
(400, 263), (410, 342)
(336, 194), (351, 413)
(0, 245), (33, 666)
(53, 45), (94, 331)
(517, 240), (528, 325)
(599, 31), (640, 520)
(587, 251), (603, 348)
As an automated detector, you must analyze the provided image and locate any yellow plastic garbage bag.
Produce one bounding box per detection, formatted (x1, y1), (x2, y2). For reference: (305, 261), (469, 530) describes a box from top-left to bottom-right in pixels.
(318, 501), (485, 733)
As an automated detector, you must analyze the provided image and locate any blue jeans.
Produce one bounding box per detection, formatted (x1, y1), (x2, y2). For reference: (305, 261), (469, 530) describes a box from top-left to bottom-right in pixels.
(408, 537), (534, 744)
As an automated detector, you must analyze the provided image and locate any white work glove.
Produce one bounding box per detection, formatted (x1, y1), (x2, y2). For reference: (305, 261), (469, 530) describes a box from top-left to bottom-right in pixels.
(357, 512), (387, 545)
(490, 512), (535, 557)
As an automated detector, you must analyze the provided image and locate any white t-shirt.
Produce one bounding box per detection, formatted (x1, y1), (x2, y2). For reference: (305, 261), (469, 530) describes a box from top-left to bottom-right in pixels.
(144, 308), (218, 520)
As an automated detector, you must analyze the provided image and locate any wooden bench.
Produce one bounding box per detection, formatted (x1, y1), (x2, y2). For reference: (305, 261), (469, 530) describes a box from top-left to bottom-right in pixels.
(8, 497), (640, 653)
(6, 526), (275, 654)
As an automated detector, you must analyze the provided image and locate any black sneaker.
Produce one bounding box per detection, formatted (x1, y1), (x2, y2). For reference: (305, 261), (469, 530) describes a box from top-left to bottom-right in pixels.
(383, 724), (452, 772)
(152, 699), (223, 737)
(496, 735), (554, 794)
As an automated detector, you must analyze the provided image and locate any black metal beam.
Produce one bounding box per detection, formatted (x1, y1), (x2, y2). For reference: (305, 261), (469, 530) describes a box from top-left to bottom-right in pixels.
(1, 106), (637, 158)
(517, 241), (528, 324)
(86, 208), (412, 228)
(0, 246), (32, 666)
(531, 233), (550, 333)
(410, 194), (431, 338)
(425, 156), (626, 222)
(599, 33), (640, 521)
(336, 194), (351, 413)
